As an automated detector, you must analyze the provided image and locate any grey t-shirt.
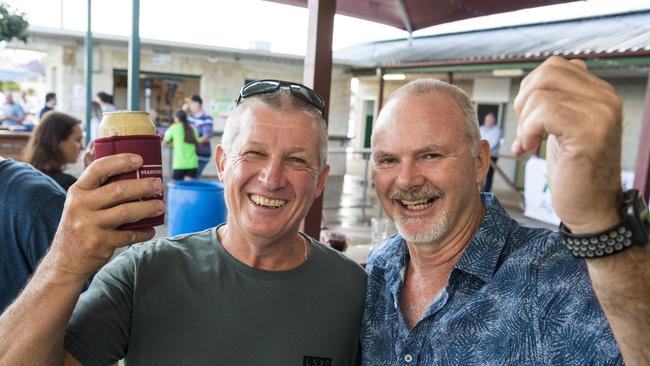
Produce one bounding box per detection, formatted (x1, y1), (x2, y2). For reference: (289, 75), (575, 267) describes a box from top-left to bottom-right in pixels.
(64, 228), (366, 365)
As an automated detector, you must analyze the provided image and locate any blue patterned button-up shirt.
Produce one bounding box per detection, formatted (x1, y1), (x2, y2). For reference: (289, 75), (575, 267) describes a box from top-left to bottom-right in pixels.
(362, 194), (622, 365)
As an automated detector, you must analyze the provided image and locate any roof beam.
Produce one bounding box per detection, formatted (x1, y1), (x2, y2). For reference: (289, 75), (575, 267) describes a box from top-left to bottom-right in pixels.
(349, 56), (650, 76)
(395, 0), (413, 44)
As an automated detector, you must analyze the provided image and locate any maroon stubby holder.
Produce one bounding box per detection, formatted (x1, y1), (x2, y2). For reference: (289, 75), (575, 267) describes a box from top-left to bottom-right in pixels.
(94, 135), (164, 230)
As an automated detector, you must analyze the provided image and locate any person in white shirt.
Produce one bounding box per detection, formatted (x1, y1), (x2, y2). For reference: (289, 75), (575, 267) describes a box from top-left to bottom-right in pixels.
(478, 112), (501, 192)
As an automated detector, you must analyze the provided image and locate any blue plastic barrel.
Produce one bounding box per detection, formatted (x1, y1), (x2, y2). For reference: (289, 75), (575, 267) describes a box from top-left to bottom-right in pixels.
(167, 181), (228, 236)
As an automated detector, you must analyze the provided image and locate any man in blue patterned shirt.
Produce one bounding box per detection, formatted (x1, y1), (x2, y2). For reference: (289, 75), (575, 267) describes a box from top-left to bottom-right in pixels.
(363, 57), (649, 365)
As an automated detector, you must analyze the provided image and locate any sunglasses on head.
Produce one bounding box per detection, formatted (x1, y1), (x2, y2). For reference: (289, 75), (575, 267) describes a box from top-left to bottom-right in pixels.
(236, 79), (325, 113)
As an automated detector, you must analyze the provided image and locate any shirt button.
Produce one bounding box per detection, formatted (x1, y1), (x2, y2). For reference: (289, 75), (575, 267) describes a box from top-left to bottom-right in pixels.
(404, 354), (413, 363)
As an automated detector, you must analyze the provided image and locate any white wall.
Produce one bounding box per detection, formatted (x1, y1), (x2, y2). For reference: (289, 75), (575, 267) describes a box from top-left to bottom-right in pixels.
(355, 73), (647, 192)
(27, 37), (353, 176)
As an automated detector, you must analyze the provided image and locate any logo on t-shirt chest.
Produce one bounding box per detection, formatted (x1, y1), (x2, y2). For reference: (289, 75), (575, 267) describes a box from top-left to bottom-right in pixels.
(303, 355), (332, 366)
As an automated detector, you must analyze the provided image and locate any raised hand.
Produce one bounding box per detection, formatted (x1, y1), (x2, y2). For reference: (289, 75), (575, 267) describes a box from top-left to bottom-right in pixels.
(49, 153), (164, 280)
(512, 56), (623, 233)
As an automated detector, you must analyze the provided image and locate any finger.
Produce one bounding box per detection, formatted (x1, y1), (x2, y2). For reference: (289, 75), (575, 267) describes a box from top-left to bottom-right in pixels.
(517, 89), (585, 133)
(514, 56), (613, 114)
(569, 58), (587, 69)
(88, 177), (163, 210)
(99, 199), (165, 228)
(74, 154), (143, 190)
(516, 94), (591, 152)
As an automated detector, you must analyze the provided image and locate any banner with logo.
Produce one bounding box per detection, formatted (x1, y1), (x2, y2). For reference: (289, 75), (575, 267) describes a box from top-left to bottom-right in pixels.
(523, 157), (634, 225)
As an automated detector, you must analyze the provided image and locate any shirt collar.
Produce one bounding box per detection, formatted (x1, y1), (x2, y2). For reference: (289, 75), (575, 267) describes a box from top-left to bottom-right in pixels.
(454, 193), (512, 282)
(375, 193), (512, 283)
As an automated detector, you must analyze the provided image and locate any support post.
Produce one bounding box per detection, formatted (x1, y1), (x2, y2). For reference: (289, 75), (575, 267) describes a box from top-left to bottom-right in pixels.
(127, 0), (141, 111)
(634, 70), (650, 198)
(301, 0), (336, 240)
(377, 67), (385, 112)
(84, 0), (93, 145)
(447, 71), (454, 85)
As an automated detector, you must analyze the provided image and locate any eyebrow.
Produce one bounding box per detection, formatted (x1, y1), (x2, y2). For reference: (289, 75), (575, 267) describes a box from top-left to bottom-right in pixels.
(413, 145), (447, 155)
(373, 145), (447, 158)
(243, 140), (308, 154)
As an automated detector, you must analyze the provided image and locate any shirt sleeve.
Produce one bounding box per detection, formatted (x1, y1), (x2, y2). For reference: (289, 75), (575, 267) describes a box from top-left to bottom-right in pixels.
(64, 250), (138, 365)
(26, 192), (65, 271)
(163, 125), (174, 142)
(200, 122), (213, 137)
(536, 235), (623, 365)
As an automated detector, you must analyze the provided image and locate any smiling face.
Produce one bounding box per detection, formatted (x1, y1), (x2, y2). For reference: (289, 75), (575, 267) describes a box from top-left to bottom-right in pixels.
(372, 91), (489, 245)
(59, 124), (84, 164)
(216, 101), (329, 245)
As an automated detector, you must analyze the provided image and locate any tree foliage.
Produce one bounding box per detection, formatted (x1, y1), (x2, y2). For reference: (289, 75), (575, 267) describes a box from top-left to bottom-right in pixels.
(0, 3), (29, 43)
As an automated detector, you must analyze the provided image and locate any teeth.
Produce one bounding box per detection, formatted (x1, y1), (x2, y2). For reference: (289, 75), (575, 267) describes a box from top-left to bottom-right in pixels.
(400, 198), (429, 205)
(399, 198), (436, 211)
(249, 194), (287, 208)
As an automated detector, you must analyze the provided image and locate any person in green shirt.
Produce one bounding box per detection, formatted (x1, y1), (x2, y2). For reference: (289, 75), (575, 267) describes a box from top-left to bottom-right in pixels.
(163, 109), (200, 180)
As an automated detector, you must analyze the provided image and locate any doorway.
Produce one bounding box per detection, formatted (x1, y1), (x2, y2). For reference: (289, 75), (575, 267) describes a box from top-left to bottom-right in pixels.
(477, 103), (503, 127)
(362, 99), (375, 149)
(113, 70), (201, 125)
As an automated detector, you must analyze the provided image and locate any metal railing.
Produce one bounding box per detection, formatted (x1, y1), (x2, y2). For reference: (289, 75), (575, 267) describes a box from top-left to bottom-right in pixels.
(324, 148), (380, 220)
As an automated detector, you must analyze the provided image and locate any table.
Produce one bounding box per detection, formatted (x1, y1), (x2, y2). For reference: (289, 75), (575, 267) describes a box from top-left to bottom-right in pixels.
(0, 130), (32, 161)
(344, 244), (375, 266)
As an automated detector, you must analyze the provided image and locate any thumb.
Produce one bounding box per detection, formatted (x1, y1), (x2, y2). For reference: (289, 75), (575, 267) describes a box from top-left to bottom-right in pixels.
(569, 59), (587, 69)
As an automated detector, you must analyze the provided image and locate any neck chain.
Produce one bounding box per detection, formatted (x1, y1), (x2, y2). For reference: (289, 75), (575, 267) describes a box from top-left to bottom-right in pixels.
(301, 234), (309, 261)
(217, 226), (309, 265)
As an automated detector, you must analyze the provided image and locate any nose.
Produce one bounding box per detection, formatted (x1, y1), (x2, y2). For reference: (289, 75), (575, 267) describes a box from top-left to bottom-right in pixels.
(395, 160), (425, 191)
(258, 157), (286, 190)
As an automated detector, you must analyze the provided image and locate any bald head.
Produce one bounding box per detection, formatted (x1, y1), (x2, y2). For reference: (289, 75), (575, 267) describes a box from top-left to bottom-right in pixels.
(372, 79), (480, 156)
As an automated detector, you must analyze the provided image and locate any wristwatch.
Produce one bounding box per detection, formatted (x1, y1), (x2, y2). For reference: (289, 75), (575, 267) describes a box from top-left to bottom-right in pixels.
(560, 189), (650, 259)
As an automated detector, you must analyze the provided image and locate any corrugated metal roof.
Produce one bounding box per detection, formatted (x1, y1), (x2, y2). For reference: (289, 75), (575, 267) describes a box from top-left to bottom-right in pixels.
(334, 10), (650, 67)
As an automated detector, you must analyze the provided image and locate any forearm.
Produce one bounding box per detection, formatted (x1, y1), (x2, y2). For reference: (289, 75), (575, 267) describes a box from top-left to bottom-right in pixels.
(8, 115), (25, 122)
(587, 244), (650, 365)
(0, 254), (87, 365)
(199, 134), (210, 144)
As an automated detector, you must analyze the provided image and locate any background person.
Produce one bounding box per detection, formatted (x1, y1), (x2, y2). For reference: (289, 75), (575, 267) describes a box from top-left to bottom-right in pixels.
(96, 92), (116, 113)
(39, 92), (57, 119)
(478, 112), (501, 192)
(88, 101), (103, 142)
(163, 109), (199, 180)
(23, 112), (85, 191)
(187, 95), (214, 177)
(0, 156), (66, 312)
(1, 91), (26, 126)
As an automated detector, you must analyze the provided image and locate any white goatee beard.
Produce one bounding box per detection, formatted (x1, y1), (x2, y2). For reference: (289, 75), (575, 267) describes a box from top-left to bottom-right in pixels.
(394, 208), (449, 244)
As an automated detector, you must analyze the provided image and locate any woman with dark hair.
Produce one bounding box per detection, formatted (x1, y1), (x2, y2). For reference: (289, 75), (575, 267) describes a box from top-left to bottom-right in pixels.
(23, 112), (84, 191)
(163, 109), (199, 180)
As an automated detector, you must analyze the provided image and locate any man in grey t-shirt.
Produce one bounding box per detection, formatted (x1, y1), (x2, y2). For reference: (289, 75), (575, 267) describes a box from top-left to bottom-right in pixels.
(0, 80), (366, 365)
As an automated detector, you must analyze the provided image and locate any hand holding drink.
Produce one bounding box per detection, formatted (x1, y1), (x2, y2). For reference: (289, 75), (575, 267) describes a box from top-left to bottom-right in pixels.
(49, 153), (164, 279)
(94, 111), (165, 229)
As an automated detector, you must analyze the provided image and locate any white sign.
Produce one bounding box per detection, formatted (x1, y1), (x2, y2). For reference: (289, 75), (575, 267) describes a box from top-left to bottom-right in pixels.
(153, 52), (172, 65)
(472, 78), (511, 103)
(72, 83), (86, 114)
(523, 157), (635, 225)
